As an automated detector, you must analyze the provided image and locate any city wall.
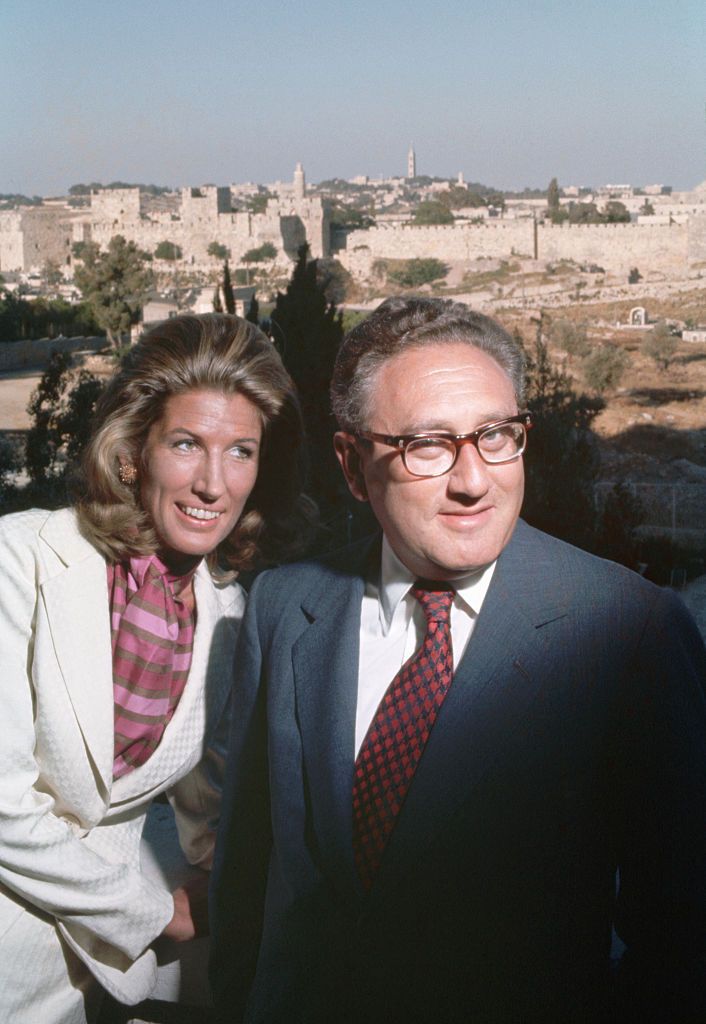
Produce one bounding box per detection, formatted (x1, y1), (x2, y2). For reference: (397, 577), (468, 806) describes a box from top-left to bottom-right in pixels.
(0, 208), (74, 273)
(339, 219), (692, 277)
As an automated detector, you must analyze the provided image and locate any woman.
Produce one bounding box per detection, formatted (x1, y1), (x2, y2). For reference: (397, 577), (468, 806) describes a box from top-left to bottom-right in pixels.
(0, 313), (310, 1023)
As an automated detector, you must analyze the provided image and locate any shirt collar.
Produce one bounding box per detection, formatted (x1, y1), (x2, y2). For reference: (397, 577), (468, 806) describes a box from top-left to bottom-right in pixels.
(377, 535), (497, 634)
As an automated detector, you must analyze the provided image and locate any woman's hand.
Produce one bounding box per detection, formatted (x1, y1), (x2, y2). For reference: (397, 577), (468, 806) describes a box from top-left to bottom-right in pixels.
(161, 871), (210, 942)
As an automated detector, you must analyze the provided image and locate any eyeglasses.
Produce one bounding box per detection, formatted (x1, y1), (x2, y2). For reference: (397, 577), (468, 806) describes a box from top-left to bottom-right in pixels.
(356, 412), (533, 478)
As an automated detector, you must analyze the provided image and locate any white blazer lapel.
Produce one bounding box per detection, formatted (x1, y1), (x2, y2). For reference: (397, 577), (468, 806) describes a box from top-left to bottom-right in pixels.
(39, 513), (114, 791)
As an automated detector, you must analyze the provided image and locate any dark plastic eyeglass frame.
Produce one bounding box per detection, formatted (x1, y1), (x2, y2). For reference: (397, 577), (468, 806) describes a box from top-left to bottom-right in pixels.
(356, 411), (533, 476)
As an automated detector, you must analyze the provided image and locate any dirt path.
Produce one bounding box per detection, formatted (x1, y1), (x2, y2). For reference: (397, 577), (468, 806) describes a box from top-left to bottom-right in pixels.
(0, 371), (42, 431)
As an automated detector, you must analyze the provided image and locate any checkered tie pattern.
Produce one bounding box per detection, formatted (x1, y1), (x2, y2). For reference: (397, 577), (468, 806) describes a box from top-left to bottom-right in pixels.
(352, 583), (454, 891)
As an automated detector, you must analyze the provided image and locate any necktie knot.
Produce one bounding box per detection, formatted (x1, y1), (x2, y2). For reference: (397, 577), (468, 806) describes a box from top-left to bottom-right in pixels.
(411, 583), (454, 624)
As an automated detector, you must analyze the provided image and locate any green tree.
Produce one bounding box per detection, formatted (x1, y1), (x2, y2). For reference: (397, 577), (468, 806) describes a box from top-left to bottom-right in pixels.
(569, 202), (602, 224)
(245, 192), (272, 214)
(438, 186), (473, 210)
(243, 242), (277, 263)
(640, 199), (655, 216)
(485, 191), (506, 211)
(521, 323), (605, 551)
(246, 295), (259, 324)
(329, 204), (375, 229)
(547, 177), (560, 211)
(386, 258), (448, 288)
(269, 244), (344, 536)
(24, 351), (104, 501)
(412, 201), (454, 225)
(74, 236), (153, 347)
(549, 319), (589, 359)
(581, 344), (629, 394)
(603, 201), (630, 223)
(208, 241), (230, 260)
(222, 261), (235, 314)
(641, 321), (679, 371)
(628, 267), (642, 284)
(154, 240), (182, 260)
(41, 259), (64, 292)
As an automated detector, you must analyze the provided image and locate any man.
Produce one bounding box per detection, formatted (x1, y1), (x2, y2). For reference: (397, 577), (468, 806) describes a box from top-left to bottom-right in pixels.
(210, 298), (706, 1023)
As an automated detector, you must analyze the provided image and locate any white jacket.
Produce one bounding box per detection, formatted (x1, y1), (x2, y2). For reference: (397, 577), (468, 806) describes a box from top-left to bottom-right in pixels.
(0, 507), (243, 1012)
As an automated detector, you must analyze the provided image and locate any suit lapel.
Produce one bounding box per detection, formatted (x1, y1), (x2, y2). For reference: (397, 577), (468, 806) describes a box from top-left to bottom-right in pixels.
(374, 520), (569, 890)
(293, 545), (375, 895)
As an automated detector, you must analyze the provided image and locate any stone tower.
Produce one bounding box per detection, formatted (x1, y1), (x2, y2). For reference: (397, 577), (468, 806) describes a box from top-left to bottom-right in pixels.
(407, 144), (416, 179)
(294, 162), (306, 201)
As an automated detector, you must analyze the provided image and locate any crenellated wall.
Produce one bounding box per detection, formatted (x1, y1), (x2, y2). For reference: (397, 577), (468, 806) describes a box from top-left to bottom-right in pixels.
(339, 218), (691, 277)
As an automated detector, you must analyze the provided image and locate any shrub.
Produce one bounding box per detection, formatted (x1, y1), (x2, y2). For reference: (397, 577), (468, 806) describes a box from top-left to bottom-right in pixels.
(386, 258), (448, 288)
(154, 240), (182, 260)
(243, 243), (277, 263)
(549, 319), (589, 359)
(581, 344), (629, 394)
(641, 321), (678, 371)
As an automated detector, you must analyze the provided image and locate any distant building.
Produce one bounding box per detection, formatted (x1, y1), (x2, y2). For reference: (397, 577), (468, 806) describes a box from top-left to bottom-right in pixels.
(407, 144), (416, 179)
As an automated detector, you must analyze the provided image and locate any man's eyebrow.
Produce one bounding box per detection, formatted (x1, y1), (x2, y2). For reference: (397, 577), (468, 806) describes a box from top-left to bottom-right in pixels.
(396, 411), (515, 434)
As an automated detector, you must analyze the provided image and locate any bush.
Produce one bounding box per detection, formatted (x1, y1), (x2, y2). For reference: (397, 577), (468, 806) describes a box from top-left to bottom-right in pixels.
(412, 201), (454, 225)
(641, 321), (678, 371)
(243, 243), (277, 263)
(581, 344), (629, 394)
(0, 292), (100, 342)
(549, 319), (589, 359)
(386, 258), (448, 288)
(628, 267), (642, 284)
(208, 241), (230, 260)
(154, 240), (182, 260)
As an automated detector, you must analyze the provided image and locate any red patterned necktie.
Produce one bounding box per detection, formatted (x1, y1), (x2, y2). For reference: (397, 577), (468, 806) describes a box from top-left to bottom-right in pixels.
(352, 582), (455, 891)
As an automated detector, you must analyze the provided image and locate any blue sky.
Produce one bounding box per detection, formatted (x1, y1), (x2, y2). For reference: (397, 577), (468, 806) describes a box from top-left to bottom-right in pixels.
(2, 0), (705, 195)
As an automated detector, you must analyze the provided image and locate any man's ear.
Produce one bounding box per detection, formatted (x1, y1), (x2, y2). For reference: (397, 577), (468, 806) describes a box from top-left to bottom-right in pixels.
(333, 432), (369, 503)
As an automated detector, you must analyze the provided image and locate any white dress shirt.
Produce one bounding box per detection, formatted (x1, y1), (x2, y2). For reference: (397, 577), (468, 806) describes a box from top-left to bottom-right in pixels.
(355, 536), (496, 756)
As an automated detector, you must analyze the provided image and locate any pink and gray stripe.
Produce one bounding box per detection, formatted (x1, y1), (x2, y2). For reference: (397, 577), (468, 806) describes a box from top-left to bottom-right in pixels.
(107, 555), (196, 779)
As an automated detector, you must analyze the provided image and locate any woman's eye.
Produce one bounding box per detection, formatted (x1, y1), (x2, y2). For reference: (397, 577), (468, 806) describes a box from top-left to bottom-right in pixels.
(230, 445), (256, 460)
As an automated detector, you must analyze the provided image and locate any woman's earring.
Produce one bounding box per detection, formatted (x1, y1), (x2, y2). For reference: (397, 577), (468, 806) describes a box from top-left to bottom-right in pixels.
(119, 463), (138, 485)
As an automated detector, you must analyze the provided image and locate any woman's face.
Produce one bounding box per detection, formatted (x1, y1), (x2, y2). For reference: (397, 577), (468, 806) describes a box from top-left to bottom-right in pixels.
(139, 387), (263, 563)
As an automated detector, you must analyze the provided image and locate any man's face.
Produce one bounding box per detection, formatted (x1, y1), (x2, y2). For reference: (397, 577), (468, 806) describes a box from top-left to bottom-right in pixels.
(334, 342), (525, 580)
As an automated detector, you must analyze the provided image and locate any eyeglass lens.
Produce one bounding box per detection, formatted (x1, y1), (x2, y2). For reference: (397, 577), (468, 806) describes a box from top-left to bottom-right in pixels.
(404, 422), (526, 476)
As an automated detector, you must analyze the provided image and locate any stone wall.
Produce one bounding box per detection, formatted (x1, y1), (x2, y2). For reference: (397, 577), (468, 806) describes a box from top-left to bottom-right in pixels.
(0, 207), (75, 272)
(339, 218), (692, 277)
(0, 335), (105, 372)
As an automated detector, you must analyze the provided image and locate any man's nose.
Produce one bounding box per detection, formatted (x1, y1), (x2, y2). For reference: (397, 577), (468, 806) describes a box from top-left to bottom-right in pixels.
(446, 441), (491, 498)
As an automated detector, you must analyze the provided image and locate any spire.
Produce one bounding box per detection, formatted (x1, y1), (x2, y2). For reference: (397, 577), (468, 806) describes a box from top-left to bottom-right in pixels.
(293, 162), (306, 201)
(407, 144), (416, 180)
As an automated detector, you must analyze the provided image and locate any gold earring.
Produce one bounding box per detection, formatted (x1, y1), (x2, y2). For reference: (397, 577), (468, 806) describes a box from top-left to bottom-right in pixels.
(119, 463), (138, 485)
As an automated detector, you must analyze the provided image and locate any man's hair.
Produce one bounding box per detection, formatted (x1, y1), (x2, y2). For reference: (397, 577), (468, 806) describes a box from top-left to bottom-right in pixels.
(74, 313), (313, 573)
(330, 296), (525, 433)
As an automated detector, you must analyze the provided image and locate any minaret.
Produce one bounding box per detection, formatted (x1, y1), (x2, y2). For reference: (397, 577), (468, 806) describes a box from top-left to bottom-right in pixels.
(407, 144), (416, 179)
(293, 162), (306, 201)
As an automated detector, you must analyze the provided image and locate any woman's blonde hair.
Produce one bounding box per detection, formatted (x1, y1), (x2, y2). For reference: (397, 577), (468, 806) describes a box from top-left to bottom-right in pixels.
(73, 313), (312, 572)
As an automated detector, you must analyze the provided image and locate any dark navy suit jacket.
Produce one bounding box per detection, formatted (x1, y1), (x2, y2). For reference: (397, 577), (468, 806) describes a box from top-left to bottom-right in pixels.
(210, 520), (706, 1023)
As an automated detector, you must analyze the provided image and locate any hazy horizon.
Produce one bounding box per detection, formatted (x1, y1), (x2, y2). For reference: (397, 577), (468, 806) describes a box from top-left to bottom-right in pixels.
(3, 0), (705, 196)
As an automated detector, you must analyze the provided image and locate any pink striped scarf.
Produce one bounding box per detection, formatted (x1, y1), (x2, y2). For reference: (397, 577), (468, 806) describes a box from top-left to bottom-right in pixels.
(107, 554), (197, 779)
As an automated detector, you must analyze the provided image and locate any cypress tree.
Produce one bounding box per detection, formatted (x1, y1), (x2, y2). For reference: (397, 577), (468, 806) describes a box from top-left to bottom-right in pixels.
(269, 244), (348, 545)
(222, 260), (235, 314)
